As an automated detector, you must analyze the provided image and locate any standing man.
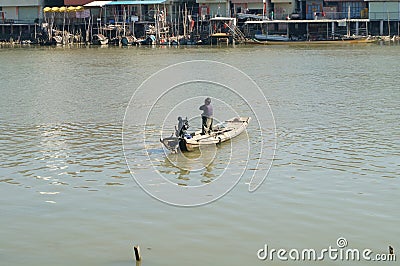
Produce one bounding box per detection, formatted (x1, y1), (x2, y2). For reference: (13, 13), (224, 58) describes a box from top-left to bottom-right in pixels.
(199, 97), (213, 135)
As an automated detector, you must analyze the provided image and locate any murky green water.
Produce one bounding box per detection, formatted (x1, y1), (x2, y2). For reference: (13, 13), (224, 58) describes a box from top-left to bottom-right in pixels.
(0, 43), (399, 265)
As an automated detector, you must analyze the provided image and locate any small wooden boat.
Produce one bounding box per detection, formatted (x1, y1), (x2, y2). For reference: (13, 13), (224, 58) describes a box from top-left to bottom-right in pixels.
(92, 34), (109, 45)
(160, 117), (250, 152)
(121, 36), (136, 46)
(254, 34), (290, 41)
(51, 35), (63, 45)
(247, 36), (375, 45)
(139, 35), (156, 45)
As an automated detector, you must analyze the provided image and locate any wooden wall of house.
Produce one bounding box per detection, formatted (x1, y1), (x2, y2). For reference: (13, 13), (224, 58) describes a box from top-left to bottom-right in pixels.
(44, 0), (64, 6)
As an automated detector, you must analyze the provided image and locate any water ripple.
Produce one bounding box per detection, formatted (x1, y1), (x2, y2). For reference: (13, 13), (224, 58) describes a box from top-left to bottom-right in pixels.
(275, 122), (398, 179)
(0, 122), (130, 190)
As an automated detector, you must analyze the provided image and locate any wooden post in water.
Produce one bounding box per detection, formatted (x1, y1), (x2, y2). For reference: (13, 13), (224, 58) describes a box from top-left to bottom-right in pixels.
(133, 245), (142, 261)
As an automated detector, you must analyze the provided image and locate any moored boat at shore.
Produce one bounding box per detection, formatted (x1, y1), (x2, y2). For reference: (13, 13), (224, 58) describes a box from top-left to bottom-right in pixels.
(247, 36), (375, 45)
(244, 18), (376, 45)
(254, 34), (290, 42)
(92, 34), (109, 45)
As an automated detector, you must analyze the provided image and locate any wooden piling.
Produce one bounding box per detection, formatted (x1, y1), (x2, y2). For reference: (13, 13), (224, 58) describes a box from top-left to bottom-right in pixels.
(389, 245), (394, 255)
(133, 245), (141, 261)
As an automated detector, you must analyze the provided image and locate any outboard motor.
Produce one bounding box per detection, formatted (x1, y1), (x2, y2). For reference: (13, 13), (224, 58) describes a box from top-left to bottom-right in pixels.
(161, 116), (190, 153)
(175, 117), (189, 138)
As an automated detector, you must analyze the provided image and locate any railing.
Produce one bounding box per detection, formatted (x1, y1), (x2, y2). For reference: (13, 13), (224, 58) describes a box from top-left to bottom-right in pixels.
(281, 11), (400, 21)
(0, 19), (40, 24)
(274, 10), (371, 20)
(306, 11), (367, 20)
(368, 11), (400, 21)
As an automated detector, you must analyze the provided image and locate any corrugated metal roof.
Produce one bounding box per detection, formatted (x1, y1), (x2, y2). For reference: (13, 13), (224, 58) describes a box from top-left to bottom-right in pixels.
(245, 19), (370, 24)
(84, 1), (112, 7)
(65, 0), (92, 5)
(106, 0), (166, 5)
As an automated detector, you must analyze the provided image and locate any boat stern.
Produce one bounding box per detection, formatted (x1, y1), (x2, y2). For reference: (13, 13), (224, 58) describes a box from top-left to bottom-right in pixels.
(160, 137), (181, 152)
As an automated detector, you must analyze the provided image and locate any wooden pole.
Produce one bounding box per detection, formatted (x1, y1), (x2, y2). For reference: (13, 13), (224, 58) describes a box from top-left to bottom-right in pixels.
(326, 22), (328, 40)
(355, 21), (359, 36)
(123, 5), (126, 36)
(347, 5), (350, 36)
(133, 245), (141, 261)
(90, 15), (93, 42)
(306, 22), (309, 40)
(62, 11), (65, 44)
(178, 5), (181, 40)
(156, 5), (160, 44)
(184, 3), (187, 38)
(387, 10), (390, 37)
(49, 13), (54, 41)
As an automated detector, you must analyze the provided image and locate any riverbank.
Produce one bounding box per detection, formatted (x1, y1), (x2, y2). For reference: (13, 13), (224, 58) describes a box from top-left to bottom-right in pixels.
(1, 37), (400, 47)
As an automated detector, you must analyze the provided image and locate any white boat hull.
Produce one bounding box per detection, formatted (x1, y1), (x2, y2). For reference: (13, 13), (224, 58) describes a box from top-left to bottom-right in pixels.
(254, 34), (289, 41)
(161, 117), (250, 152)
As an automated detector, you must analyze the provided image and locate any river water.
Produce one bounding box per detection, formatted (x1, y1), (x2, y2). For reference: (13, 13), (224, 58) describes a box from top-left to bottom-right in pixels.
(0, 43), (399, 266)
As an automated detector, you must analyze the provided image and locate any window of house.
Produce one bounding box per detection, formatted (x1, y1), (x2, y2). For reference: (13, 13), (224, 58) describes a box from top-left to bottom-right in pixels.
(306, 4), (321, 19)
(341, 2), (363, 19)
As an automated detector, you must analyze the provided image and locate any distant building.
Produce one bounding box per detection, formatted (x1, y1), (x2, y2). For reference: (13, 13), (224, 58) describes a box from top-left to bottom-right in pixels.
(0, 0), (44, 23)
(46, 0), (64, 6)
(0, 0), (64, 23)
(196, 0), (230, 17)
(367, 0), (400, 20)
(365, 0), (400, 35)
(231, 0), (265, 17)
(271, 0), (297, 20)
(322, 0), (367, 19)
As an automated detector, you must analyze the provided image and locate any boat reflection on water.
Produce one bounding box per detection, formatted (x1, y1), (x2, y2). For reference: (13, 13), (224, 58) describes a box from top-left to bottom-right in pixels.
(157, 143), (219, 186)
(157, 116), (251, 186)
